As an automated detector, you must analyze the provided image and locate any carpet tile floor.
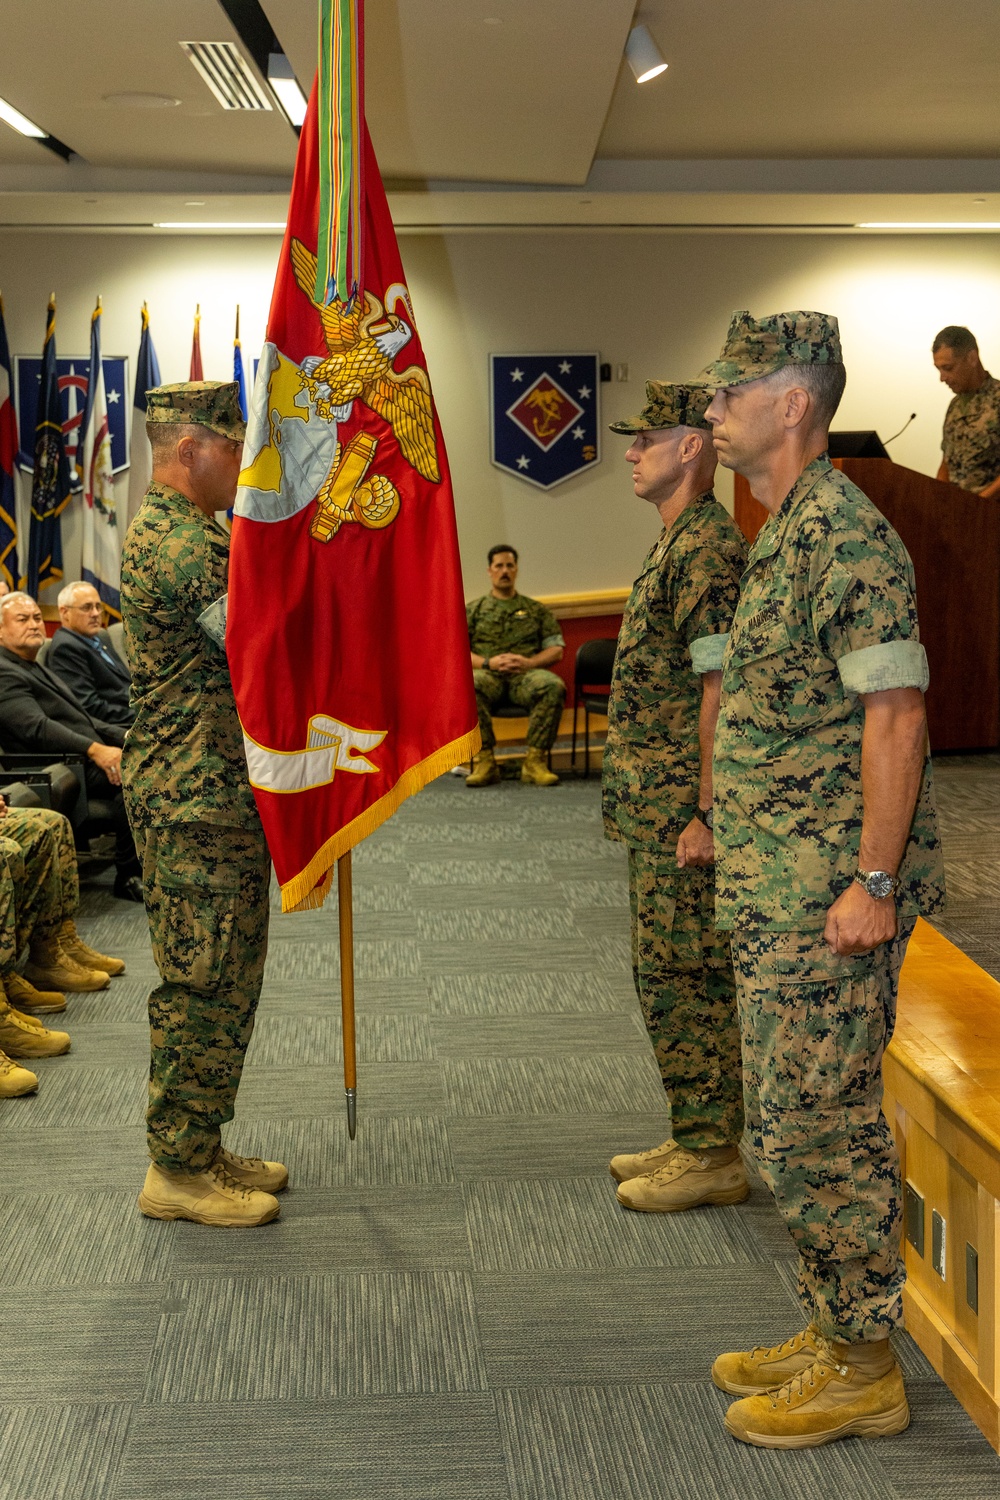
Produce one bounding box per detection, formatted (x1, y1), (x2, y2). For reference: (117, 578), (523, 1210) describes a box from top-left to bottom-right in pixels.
(0, 756), (997, 1498)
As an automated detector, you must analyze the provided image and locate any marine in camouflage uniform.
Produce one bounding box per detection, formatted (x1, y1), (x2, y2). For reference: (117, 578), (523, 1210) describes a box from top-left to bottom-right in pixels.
(941, 373), (1000, 493)
(602, 383), (747, 1199)
(467, 591), (566, 751)
(0, 835), (73, 1093)
(0, 806), (75, 952)
(121, 382), (281, 1224)
(703, 311), (945, 1447)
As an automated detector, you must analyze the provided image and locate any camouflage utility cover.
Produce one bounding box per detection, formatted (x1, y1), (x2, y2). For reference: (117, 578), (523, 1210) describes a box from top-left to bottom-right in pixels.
(466, 593), (564, 659)
(713, 456), (944, 930)
(603, 493), (746, 850)
(700, 309), (843, 387)
(609, 380), (713, 434)
(146, 381), (247, 442)
(942, 372), (1000, 492)
(121, 482), (259, 830)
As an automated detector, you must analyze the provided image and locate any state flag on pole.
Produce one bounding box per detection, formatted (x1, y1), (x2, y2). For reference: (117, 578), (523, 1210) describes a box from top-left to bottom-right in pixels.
(233, 306), (248, 419)
(127, 302), (162, 527)
(26, 295), (72, 598)
(78, 298), (121, 616)
(189, 305), (203, 380)
(228, 0), (478, 912)
(0, 294), (20, 590)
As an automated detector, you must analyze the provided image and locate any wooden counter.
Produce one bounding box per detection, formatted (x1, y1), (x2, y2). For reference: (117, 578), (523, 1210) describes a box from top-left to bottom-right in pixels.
(886, 919), (1000, 1447)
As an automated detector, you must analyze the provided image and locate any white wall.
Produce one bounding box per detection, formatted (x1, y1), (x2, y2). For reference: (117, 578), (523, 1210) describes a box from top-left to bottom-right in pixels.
(1, 227), (997, 603)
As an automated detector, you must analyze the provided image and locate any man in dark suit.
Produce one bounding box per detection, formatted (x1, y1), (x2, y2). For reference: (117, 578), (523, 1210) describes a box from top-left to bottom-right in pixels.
(0, 592), (141, 900)
(48, 582), (133, 727)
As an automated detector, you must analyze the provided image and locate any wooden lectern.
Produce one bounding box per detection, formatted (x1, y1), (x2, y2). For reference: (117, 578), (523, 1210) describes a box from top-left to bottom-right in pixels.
(734, 459), (1000, 751)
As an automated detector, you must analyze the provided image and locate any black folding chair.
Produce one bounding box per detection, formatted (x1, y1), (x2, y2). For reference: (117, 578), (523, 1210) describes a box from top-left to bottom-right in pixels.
(570, 637), (618, 778)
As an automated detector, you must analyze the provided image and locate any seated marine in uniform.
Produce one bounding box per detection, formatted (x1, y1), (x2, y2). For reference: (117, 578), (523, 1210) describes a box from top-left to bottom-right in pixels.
(465, 545), (566, 788)
(48, 581), (134, 728)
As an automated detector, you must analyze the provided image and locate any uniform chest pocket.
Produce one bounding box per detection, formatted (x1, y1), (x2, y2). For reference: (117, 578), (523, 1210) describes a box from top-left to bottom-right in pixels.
(731, 617), (791, 666)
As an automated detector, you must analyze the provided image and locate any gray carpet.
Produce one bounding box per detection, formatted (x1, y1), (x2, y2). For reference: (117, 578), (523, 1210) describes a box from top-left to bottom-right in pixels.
(0, 758), (997, 1499)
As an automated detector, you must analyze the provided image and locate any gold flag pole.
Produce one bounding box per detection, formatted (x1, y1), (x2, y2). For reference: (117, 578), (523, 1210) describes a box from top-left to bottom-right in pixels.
(337, 850), (358, 1139)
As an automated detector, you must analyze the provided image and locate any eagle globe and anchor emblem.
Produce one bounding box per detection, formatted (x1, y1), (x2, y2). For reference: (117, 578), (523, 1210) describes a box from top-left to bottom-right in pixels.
(232, 239), (443, 798)
(236, 238), (440, 540)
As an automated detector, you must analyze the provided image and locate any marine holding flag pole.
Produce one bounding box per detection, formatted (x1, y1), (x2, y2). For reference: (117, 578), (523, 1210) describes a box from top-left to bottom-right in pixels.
(26, 294), (72, 599)
(227, 0), (479, 1139)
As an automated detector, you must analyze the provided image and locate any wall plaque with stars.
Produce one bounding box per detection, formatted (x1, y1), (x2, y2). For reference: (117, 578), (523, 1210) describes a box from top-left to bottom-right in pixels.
(14, 354), (131, 486)
(490, 353), (600, 490)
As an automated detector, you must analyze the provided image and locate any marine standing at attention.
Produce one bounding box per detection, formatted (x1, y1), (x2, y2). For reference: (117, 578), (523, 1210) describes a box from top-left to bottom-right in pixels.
(702, 311), (944, 1448)
(602, 381), (749, 1214)
(121, 381), (288, 1229)
(465, 545), (565, 787)
(932, 324), (1000, 497)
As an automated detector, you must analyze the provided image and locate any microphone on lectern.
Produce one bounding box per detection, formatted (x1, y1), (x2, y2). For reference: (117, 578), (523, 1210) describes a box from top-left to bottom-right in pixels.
(884, 413), (917, 445)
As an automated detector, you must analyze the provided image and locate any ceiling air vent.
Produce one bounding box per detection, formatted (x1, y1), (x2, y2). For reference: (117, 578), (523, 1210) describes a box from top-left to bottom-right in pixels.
(180, 41), (273, 111)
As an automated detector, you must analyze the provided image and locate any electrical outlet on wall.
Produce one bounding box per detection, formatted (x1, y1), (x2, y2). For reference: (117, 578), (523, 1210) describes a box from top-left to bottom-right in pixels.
(616, 363), (629, 382)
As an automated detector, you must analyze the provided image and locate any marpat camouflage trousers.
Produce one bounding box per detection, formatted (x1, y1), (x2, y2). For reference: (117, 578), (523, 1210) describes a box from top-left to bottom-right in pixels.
(628, 847), (743, 1150)
(473, 668), (566, 751)
(730, 918), (916, 1342)
(0, 806), (77, 959)
(140, 820), (271, 1172)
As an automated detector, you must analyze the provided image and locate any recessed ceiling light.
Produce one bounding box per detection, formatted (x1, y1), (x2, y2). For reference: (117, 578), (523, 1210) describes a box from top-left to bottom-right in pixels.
(625, 24), (668, 84)
(103, 92), (181, 109)
(858, 221), (1000, 229)
(184, 200), (206, 207)
(0, 94), (46, 138)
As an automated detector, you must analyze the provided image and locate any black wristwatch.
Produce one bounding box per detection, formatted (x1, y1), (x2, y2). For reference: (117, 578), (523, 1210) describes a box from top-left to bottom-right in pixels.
(695, 806), (714, 830)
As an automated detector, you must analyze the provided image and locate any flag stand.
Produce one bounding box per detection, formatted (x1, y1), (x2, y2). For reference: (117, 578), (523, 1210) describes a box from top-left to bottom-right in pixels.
(337, 850), (358, 1139)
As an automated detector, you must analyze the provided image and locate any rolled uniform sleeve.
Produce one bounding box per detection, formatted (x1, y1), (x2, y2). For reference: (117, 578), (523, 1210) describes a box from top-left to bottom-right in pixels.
(808, 539), (929, 697)
(538, 605), (565, 652)
(676, 560), (741, 678)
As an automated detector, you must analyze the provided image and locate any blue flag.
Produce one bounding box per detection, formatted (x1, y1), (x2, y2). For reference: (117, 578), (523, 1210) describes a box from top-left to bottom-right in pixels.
(127, 303), (162, 525)
(26, 295), (72, 598)
(0, 294), (19, 590)
(78, 299), (121, 616)
(234, 306), (248, 418)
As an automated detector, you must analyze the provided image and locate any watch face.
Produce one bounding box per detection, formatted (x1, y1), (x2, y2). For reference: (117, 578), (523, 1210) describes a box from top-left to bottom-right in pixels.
(704, 808), (714, 830)
(866, 871), (895, 899)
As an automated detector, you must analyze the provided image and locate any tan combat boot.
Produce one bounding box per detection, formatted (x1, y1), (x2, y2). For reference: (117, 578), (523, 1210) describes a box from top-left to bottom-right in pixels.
(4, 971), (66, 1014)
(712, 1325), (826, 1395)
(616, 1144), (749, 1212)
(723, 1338), (909, 1448)
(466, 749), (500, 787)
(0, 1048), (38, 1096)
(609, 1136), (681, 1184)
(60, 919), (126, 977)
(520, 746), (559, 786)
(0, 999), (71, 1058)
(218, 1147), (289, 1193)
(138, 1160), (281, 1227)
(24, 935), (109, 993)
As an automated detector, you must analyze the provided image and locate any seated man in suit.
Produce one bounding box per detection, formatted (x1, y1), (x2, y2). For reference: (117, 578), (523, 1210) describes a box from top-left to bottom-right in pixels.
(0, 592), (142, 900)
(48, 581), (133, 727)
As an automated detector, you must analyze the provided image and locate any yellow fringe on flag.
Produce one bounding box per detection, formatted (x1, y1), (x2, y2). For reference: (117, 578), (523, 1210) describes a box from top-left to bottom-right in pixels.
(279, 725), (482, 913)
